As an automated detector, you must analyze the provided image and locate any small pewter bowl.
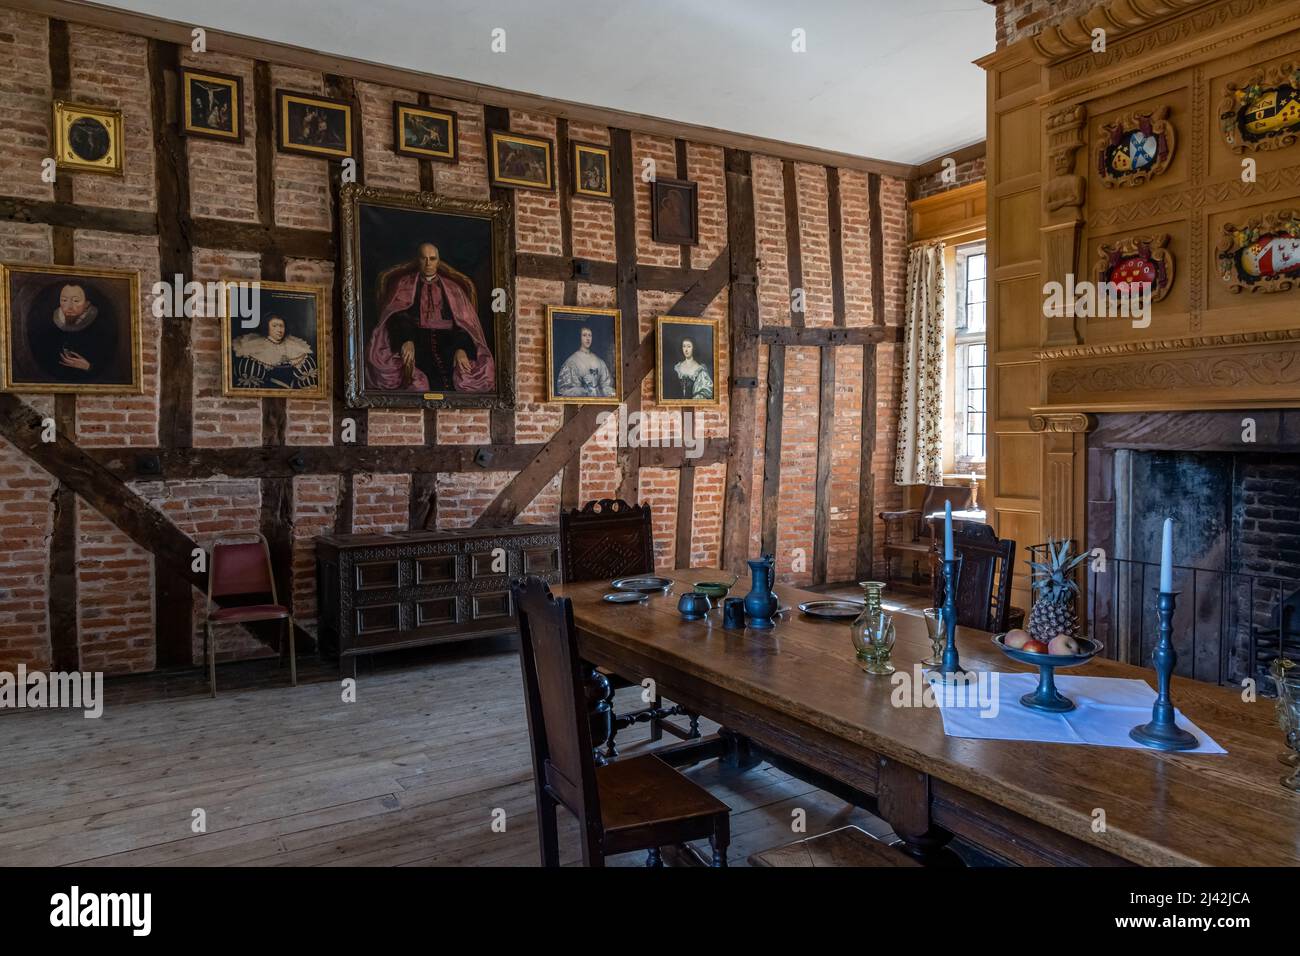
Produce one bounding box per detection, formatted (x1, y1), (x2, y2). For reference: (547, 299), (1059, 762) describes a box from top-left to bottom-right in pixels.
(677, 591), (712, 620)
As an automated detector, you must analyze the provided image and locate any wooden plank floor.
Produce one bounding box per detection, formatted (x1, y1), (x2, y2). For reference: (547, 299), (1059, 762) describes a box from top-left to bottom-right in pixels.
(0, 639), (897, 867)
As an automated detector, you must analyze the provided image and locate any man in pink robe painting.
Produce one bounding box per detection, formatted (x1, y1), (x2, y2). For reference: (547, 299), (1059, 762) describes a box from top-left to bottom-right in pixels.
(365, 242), (495, 392)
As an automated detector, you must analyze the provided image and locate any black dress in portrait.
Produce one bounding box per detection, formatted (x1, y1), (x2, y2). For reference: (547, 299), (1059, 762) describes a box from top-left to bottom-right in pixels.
(27, 305), (119, 386)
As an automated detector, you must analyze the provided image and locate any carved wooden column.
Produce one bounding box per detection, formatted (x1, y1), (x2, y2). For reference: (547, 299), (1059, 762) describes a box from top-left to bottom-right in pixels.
(1042, 104), (1086, 347)
(1028, 412), (1095, 546)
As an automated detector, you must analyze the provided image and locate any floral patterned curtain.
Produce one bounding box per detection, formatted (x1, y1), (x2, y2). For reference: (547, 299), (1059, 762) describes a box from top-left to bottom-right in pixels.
(894, 240), (946, 486)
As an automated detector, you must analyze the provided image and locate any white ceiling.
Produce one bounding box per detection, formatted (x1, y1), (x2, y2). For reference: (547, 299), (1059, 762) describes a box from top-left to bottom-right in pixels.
(100, 0), (993, 164)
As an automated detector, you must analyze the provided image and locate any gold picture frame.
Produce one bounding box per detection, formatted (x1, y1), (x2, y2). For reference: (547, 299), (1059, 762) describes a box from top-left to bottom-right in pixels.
(220, 279), (330, 399)
(53, 101), (123, 175)
(489, 130), (554, 191)
(655, 315), (720, 407)
(545, 305), (622, 405)
(277, 90), (353, 159)
(393, 102), (457, 162)
(1, 262), (141, 394)
(572, 141), (612, 200)
(179, 68), (244, 143)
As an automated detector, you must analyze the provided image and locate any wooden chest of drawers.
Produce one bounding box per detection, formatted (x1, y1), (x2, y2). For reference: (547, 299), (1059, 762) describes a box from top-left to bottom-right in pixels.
(314, 526), (560, 669)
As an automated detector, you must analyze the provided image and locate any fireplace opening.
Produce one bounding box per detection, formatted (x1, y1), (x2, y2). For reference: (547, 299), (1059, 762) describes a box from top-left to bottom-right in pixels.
(1086, 412), (1300, 687)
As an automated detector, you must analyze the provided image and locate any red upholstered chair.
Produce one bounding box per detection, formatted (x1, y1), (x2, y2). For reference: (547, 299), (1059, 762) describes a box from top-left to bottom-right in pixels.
(203, 535), (296, 697)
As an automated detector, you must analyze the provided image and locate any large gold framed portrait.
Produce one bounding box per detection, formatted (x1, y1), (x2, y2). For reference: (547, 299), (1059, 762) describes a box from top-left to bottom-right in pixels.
(220, 279), (329, 399)
(1, 262), (141, 394)
(655, 315), (720, 407)
(53, 101), (124, 175)
(545, 305), (622, 405)
(340, 183), (515, 409)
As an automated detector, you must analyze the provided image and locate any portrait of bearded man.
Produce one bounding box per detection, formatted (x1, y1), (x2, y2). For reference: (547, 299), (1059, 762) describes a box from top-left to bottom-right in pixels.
(364, 242), (496, 393)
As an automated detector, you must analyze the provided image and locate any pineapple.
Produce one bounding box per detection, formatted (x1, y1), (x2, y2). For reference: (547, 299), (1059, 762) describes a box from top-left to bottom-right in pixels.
(1027, 538), (1087, 643)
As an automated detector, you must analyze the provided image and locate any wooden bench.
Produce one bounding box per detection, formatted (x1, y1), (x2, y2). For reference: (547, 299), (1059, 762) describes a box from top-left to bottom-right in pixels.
(748, 825), (921, 867)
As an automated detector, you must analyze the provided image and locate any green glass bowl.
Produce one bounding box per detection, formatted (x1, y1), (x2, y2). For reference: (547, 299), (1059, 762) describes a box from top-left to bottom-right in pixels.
(693, 580), (733, 599)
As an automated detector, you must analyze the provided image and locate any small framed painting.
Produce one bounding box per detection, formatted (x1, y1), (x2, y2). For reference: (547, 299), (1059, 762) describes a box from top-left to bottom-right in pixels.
(0, 262), (141, 393)
(53, 101), (123, 175)
(489, 130), (554, 191)
(545, 305), (622, 404)
(221, 280), (329, 399)
(393, 102), (457, 163)
(179, 68), (244, 143)
(277, 90), (353, 159)
(651, 177), (699, 245)
(572, 141), (612, 200)
(655, 315), (718, 406)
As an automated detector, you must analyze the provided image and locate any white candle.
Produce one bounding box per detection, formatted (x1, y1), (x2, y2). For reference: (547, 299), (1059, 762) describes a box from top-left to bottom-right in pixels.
(944, 500), (954, 561)
(1159, 517), (1173, 593)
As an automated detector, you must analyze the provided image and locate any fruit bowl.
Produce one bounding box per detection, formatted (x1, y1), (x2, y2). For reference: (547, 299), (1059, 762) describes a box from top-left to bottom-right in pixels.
(992, 633), (1104, 713)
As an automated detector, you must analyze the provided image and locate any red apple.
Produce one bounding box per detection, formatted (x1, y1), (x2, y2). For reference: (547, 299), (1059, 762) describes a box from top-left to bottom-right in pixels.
(1022, 639), (1050, 654)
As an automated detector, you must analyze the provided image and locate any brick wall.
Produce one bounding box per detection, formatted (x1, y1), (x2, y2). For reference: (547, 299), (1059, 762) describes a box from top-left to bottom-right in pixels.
(995, 0), (1096, 48)
(913, 156), (987, 199)
(0, 9), (911, 675)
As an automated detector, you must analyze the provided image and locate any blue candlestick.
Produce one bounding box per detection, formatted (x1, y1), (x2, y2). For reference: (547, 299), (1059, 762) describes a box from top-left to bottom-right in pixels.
(1130, 590), (1198, 751)
(931, 555), (969, 684)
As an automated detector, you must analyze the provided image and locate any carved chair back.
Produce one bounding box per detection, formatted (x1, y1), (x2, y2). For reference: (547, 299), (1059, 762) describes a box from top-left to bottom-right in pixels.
(559, 498), (656, 584)
(511, 576), (602, 842)
(931, 523), (1016, 633)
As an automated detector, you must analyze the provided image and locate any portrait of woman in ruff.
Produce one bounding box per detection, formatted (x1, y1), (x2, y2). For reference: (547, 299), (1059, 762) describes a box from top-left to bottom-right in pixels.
(1, 263), (140, 394)
(546, 305), (621, 405)
(221, 281), (328, 399)
(655, 315), (719, 407)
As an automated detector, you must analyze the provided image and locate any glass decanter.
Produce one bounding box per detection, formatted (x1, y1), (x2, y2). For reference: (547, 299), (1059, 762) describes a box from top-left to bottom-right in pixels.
(850, 581), (895, 676)
(1271, 658), (1298, 767)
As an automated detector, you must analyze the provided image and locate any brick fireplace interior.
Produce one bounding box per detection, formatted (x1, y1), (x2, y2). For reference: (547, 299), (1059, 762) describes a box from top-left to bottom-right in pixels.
(1086, 411), (1300, 686)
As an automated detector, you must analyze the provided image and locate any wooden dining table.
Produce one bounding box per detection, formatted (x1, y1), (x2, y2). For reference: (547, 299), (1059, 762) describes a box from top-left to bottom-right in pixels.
(553, 568), (1300, 867)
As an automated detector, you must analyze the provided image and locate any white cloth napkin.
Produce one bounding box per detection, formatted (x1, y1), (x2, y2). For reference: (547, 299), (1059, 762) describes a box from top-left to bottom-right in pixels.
(927, 672), (1226, 754)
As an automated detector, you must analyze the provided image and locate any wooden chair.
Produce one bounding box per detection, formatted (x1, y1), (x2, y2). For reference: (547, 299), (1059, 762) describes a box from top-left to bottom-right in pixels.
(880, 485), (974, 586)
(512, 576), (731, 867)
(203, 534), (297, 697)
(929, 523), (1017, 633)
(749, 825), (920, 867)
(559, 498), (698, 753)
(558, 498), (656, 584)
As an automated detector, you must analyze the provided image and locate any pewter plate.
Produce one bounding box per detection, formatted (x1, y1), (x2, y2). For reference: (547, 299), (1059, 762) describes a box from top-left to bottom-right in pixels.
(611, 576), (674, 594)
(603, 592), (648, 604)
(797, 600), (863, 620)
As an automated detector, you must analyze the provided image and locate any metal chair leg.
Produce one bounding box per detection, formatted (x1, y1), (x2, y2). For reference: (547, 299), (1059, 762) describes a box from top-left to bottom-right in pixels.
(206, 622), (216, 698)
(287, 617), (298, 687)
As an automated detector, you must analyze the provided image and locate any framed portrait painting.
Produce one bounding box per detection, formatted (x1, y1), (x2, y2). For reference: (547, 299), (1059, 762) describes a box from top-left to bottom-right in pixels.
(0, 263), (141, 394)
(53, 101), (123, 175)
(340, 183), (515, 409)
(277, 90), (353, 159)
(651, 177), (699, 245)
(220, 280), (328, 399)
(489, 130), (554, 191)
(655, 315), (718, 407)
(179, 68), (244, 142)
(572, 141), (612, 200)
(393, 102), (457, 162)
(545, 306), (622, 404)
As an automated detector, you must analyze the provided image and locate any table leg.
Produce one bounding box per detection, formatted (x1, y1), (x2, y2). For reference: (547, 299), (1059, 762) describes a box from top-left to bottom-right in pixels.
(719, 728), (762, 771)
(877, 756), (962, 866)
